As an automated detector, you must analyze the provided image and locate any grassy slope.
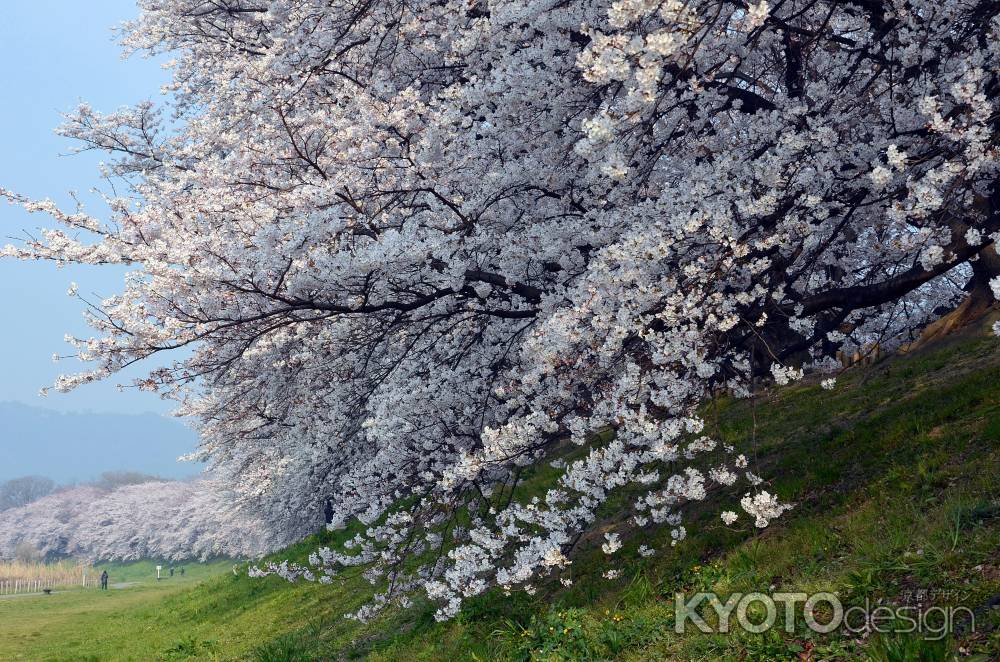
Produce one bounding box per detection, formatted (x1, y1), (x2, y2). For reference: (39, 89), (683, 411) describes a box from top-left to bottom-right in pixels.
(2, 317), (999, 661)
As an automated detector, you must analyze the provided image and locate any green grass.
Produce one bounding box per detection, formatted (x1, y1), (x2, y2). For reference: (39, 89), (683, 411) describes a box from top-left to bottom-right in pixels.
(0, 560), (233, 661)
(2, 316), (999, 661)
(94, 559), (229, 585)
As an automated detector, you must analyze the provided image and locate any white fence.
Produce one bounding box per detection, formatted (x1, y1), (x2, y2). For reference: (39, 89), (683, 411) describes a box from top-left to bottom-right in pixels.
(0, 574), (91, 595)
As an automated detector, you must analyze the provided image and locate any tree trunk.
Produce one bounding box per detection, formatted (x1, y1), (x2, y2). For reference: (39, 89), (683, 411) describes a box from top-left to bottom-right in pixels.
(916, 245), (1000, 345)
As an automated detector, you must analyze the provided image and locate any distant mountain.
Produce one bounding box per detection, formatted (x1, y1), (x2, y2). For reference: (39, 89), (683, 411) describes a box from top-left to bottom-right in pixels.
(0, 402), (201, 484)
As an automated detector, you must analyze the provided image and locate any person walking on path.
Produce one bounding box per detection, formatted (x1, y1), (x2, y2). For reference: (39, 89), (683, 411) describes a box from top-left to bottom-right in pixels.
(100, 570), (109, 590)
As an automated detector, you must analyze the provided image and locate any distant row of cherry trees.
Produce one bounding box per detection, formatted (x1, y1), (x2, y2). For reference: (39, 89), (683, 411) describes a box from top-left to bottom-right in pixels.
(0, 478), (279, 563)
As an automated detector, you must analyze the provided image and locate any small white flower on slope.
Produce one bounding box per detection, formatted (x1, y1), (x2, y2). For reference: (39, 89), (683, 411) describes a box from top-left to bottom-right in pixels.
(740, 491), (792, 528)
(602, 569), (622, 580)
(638, 544), (655, 558)
(821, 378), (837, 391)
(721, 511), (738, 525)
(601, 532), (622, 555)
(771, 364), (804, 386)
(709, 466), (738, 486)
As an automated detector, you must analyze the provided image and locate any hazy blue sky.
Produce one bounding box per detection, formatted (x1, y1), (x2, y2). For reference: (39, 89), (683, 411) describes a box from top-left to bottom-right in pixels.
(0, 2), (172, 414)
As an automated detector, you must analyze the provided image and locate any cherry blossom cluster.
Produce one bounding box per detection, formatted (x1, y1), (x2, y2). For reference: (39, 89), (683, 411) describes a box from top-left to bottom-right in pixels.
(0, 480), (274, 562)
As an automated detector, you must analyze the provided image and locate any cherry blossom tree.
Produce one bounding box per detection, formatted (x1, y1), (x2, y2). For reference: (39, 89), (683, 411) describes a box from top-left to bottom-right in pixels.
(3, 0), (1000, 619)
(0, 480), (274, 562)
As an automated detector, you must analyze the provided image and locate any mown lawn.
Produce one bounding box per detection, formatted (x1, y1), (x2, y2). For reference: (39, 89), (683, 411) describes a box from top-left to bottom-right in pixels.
(0, 560), (232, 661)
(2, 315), (999, 661)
